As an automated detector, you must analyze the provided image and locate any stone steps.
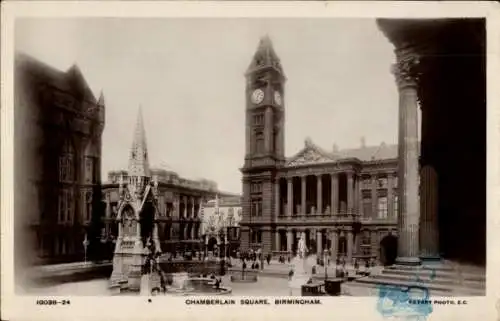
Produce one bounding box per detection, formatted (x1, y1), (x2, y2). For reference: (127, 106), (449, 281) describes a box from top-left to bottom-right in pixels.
(353, 263), (486, 297)
(345, 282), (460, 297)
(381, 268), (486, 284)
(366, 273), (485, 291)
(354, 276), (485, 296)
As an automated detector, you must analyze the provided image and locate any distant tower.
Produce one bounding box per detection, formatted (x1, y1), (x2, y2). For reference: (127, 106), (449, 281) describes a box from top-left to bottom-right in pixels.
(109, 107), (160, 293)
(240, 35), (287, 254)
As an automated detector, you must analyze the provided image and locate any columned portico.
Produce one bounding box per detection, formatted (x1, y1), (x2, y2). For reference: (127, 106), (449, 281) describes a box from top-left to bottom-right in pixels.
(392, 46), (421, 266)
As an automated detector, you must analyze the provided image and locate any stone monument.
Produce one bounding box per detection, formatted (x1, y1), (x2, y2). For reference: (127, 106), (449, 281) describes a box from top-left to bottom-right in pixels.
(288, 232), (311, 295)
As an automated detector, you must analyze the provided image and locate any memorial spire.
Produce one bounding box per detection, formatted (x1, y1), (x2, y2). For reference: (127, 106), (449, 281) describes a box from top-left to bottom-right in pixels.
(128, 106), (150, 177)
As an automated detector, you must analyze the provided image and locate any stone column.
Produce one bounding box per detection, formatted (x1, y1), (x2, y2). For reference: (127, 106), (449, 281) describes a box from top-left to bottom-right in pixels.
(316, 230), (322, 255)
(331, 173), (339, 215)
(287, 177), (293, 216)
(347, 172), (354, 214)
(275, 179), (280, 217)
(316, 174), (322, 214)
(419, 165), (440, 261)
(191, 197), (195, 218)
(330, 229), (338, 261)
(287, 230), (293, 253)
(354, 175), (360, 216)
(371, 174), (378, 219)
(301, 176), (306, 215)
(275, 230), (281, 252)
(347, 229), (353, 263)
(387, 173), (395, 219)
(392, 49), (421, 266)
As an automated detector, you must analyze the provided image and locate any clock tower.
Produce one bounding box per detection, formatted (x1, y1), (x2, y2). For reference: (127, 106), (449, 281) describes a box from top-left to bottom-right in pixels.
(240, 35), (286, 254)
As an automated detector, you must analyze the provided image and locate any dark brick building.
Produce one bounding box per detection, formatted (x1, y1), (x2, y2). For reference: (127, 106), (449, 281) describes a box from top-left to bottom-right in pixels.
(15, 53), (105, 269)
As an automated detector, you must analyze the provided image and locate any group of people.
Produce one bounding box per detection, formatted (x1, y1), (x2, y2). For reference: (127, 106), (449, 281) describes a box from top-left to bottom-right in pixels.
(237, 249), (273, 271)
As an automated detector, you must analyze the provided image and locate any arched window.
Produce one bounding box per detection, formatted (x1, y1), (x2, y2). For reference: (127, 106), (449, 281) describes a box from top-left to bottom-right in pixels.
(59, 140), (74, 183)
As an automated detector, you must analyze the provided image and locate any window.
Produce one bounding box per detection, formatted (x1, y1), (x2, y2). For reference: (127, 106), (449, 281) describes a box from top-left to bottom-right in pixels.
(57, 189), (73, 223)
(253, 113), (264, 126)
(393, 176), (398, 188)
(58, 190), (66, 223)
(66, 189), (73, 223)
(361, 232), (371, 256)
(377, 177), (388, 188)
(85, 157), (94, 184)
(251, 183), (262, 194)
(362, 177), (371, 189)
(254, 132), (264, 154)
(378, 196), (388, 219)
(59, 142), (74, 183)
(251, 198), (262, 217)
(257, 230), (262, 243)
(362, 196), (372, 218)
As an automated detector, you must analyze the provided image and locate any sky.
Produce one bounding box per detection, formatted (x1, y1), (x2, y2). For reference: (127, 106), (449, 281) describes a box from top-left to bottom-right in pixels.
(15, 18), (401, 194)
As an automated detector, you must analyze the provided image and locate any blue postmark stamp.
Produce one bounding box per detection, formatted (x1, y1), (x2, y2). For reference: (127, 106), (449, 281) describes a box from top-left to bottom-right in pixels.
(376, 268), (436, 320)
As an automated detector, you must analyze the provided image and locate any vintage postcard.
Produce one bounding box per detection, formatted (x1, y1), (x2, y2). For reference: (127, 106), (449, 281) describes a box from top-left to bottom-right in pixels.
(1, 1), (499, 321)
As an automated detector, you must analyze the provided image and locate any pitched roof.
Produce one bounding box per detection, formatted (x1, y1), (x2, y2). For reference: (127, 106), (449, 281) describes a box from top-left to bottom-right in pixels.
(246, 35), (285, 76)
(15, 52), (97, 103)
(338, 143), (398, 161)
(285, 138), (398, 167)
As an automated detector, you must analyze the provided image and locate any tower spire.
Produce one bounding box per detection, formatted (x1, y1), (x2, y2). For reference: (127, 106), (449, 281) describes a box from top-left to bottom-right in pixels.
(128, 106), (150, 177)
(246, 34), (285, 77)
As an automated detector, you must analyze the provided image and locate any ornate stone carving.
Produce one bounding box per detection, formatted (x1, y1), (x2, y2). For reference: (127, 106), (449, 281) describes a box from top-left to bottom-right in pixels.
(287, 149), (333, 167)
(391, 47), (421, 89)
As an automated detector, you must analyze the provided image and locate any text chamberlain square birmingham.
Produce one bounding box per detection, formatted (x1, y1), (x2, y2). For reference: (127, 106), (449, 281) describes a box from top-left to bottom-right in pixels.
(15, 19), (485, 296)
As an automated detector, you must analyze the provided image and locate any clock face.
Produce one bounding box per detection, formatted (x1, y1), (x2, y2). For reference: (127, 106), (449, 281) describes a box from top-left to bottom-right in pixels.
(274, 91), (282, 106)
(251, 89), (265, 104)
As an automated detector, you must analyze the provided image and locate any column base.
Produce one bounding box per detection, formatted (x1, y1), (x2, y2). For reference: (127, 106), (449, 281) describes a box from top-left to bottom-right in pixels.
(395, 256), (421, 266)
(420, 255), (441, 263)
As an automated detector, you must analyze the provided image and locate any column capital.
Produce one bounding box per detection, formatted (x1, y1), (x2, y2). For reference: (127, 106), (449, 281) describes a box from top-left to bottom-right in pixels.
(391, 47), (421, 89)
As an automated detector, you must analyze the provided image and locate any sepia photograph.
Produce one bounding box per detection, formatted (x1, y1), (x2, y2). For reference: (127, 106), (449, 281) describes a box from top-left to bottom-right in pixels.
(12, 16), (487, 298)
(3, 3), (498, 320)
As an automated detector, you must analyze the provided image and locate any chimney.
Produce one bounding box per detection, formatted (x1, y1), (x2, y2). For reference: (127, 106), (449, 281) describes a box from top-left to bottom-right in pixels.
(360, 136), (366, 148)
(332, 143), (339, 153)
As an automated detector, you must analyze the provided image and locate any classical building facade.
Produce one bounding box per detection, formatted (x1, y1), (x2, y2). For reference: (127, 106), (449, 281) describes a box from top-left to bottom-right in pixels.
(239, 37), (399, 264)
(15, 53), (105, 268)
(101, 109), (233, 259)
(201, 195), (242, 255)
